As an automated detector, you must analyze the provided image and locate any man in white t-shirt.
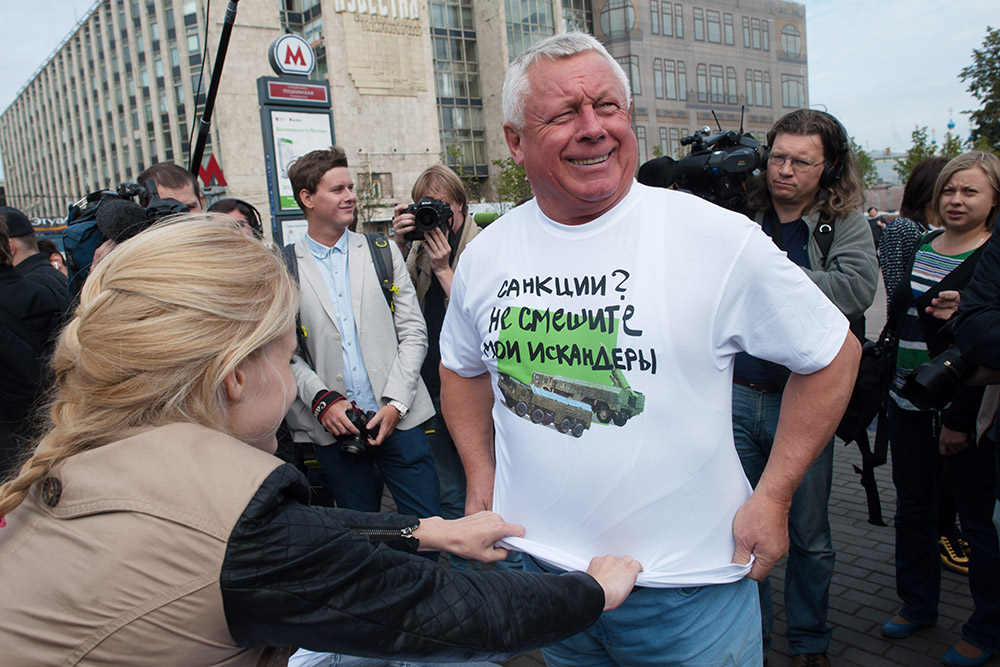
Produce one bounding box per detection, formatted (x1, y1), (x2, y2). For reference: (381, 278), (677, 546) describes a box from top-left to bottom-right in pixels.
(438, 32), (861, 666)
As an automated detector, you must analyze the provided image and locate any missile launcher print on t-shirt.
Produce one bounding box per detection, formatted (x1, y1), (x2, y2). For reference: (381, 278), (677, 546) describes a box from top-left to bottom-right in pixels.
(484, 270), (652, 437)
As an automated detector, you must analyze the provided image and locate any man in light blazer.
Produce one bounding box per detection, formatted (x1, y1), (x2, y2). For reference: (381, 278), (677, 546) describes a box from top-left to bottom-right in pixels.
(284, 147), (440, 520)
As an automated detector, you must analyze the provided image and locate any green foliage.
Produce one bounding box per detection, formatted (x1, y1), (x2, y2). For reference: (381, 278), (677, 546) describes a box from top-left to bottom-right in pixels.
(960, 26), (1000, 152)
(442, 143), (482, 202)
(940, 131), (964, 159)
(851, 137), (879, 188)
(491, 156), (533, 206)
(894, 126), (936, 183)
(651, 144), (663, 158)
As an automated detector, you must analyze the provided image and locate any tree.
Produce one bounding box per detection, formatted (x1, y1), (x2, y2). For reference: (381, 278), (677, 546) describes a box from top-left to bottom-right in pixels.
(939, 131), (964, 159)
(443, 144), (482, 202)
(851, 137), (879, 188)
(960, 26), (1000, 152)
(894, 126), (936, 183)
(491, 156), (533, 208)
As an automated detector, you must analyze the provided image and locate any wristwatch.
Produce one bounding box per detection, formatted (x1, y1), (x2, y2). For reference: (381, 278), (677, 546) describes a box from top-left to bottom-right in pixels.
(387, 399), (409, 419)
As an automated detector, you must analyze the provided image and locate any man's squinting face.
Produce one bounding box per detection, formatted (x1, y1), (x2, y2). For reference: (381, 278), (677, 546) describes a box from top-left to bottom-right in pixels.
(158, 183), (204, 212)
(301, 167), (357, 232)
(766, 132), (826, 213)
(504, 51), (637, 225)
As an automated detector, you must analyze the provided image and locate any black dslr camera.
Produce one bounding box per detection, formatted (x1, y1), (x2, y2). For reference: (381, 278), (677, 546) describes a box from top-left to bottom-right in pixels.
(337, 403), (379, 459)
(403, 196), (452, 241)
(900, 347), (977, 411)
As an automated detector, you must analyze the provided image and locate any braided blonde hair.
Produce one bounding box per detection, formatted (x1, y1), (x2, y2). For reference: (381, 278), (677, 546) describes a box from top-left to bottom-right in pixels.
(0, 214), (298, 517)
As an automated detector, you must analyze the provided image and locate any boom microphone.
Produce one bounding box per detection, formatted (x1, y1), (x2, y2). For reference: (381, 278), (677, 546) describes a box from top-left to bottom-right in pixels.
(96, 198), (153, 243)
(637, 156), (679, 190)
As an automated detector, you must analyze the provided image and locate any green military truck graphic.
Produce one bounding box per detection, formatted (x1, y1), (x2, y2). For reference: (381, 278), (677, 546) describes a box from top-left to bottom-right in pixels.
(531, 367), (645, 426)
(497, 373), (593, 438)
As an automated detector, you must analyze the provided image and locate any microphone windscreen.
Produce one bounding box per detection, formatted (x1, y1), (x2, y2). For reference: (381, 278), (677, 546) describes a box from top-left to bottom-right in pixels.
(637, 156), (679, 190)
(97, 199), (150, 243)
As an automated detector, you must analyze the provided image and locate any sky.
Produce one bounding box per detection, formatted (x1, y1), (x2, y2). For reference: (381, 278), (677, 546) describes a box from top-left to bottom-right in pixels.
(0, 0), (995, 180)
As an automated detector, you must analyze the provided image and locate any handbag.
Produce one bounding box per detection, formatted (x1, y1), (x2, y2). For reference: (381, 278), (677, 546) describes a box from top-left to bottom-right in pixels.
(835, 322), (894, 526)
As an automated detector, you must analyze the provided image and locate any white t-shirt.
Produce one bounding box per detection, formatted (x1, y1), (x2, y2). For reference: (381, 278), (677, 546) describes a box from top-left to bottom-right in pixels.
(440, 182), (848, 587)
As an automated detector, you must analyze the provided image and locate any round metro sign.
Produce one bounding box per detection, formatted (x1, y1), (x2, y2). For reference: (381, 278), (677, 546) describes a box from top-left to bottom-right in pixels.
(269, 34), (316, 77)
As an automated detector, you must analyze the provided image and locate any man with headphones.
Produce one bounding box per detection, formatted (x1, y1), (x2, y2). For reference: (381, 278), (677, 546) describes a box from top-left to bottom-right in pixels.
(735, 109), (878, 667)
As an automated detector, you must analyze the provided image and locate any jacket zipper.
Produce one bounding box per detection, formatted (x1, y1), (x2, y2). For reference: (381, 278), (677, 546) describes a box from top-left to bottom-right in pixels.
(353, 523), (418, 539)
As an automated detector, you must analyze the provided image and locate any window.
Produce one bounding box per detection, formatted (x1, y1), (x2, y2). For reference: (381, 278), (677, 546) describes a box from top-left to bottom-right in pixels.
(600, 0), (635, 39)
(709, 65), (723, 104)
(186, 26), (199, 53)
(664, 59), (676, 99)
(696, 63), (707, 103)
(669, 128), (680, 157)
(636, 125), (647, 166)
(507, 0), (556, 58)
(723, 13), (734, 45)
(562, 0), (593, 33)
(660, 2), (672, 36)
(677, 61), (687, 100)
(742, 17), (750, 48)
(754, 70), (764, 108)
(726, 67), (737, 105)
(763, 72), (772, 106)
(762, 19), (769, 50)
(650, 1), (659, 35)
(745, 69), (755, 105)
(693, 8), (704, 41)
(616, 55), (640, 95)
(659, 127), (668, 156)
(707, 10), (721, 43)
(674, 4), (682, 38)
(780, 24), (802, 58)
(751, 18), (761, 49)
(653, 59), (663, 98)
(781, 73), (805, 108)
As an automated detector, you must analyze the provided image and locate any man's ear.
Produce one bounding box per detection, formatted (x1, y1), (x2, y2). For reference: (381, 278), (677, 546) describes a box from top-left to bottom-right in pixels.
(503, 123), (526, 167)
(223, 366), (246, 404)
(299, 188), (314, 211)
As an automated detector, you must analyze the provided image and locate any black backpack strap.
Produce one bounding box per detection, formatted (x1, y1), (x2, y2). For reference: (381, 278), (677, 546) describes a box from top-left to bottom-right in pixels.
(365, 233), (397, 312)
(281, 243), (313, 368)
(813, 220), (834, 266)
(851, 408), (890, 526)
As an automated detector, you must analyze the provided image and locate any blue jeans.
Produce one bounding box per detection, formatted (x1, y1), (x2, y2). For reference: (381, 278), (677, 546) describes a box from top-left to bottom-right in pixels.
(425, 394), (478, 570)
(313, 425), (441, 520)
(887, 401), (1000, 652)
(732, 383), (835, 656)
(524, 557), (761, 666)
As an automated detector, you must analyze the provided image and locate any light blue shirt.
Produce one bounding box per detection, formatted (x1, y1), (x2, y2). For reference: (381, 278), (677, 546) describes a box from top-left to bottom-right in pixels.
(305, 232), (379, 412)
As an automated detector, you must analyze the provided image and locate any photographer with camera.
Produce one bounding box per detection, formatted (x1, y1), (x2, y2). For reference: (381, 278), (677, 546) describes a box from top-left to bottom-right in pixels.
(283, 148), (441, 525)
(880, 151), (999, 666)
(391, 165), (481, 567)
(735, 109), (878, 666)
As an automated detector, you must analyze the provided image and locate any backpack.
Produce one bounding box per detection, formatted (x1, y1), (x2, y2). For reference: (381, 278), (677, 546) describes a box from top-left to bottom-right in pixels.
(63, 194), (109, 296)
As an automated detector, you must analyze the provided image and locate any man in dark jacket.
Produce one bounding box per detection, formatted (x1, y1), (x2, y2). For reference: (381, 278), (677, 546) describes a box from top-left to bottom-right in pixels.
(2, 206), (69, 314)
(0, 215), (65, 478)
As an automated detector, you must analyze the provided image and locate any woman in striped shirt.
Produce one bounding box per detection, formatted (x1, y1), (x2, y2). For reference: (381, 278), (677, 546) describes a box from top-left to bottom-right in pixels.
(879, 151), (1000, 667)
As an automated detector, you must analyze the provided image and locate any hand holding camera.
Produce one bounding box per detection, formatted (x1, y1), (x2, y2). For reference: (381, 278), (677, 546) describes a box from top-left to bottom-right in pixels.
(392, 197), (453, 242)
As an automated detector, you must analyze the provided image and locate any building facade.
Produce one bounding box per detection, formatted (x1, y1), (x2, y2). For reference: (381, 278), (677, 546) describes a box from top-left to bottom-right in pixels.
(0, 0), (806, 229)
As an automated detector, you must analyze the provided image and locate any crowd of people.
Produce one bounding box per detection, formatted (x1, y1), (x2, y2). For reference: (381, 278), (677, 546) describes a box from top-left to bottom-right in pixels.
(0, 30), (998, 667)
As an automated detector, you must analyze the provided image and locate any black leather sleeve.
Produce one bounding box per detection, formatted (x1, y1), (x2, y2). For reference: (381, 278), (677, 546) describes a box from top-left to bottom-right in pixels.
(221, 465), (604, 660)
(954, 232), (1000, 369)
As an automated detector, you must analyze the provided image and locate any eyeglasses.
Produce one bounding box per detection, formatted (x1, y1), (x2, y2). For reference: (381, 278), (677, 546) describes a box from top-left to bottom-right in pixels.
(768, 154), (825, 173)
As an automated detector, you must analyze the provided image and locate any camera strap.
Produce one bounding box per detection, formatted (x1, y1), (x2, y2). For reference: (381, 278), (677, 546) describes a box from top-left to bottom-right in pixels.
(364, 233), (397, 313)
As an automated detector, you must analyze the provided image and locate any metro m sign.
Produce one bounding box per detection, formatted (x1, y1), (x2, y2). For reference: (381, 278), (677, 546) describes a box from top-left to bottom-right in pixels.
(269, 34), (316, 77)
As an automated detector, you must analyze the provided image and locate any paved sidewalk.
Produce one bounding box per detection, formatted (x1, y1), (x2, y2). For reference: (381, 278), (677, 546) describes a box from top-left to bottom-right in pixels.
(496, 437), (988, 666)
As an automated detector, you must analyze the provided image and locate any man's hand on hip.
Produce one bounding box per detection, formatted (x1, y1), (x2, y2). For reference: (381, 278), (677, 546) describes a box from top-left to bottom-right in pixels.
(731, 490), (790, 581)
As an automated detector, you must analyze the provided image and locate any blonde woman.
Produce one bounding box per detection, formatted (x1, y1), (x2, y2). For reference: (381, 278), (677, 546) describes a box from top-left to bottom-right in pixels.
(880, 151), (1000, 667)
(0, 216), (640, 666)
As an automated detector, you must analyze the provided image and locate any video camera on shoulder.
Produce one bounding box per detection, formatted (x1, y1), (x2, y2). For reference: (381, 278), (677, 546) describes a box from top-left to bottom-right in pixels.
(337, 402), (379, 459)
(403, 196), (452, 241)
(636, 108), (765, 211)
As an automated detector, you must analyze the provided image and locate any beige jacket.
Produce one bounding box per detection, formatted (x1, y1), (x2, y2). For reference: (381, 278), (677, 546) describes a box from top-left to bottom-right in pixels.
(406, 213), (481, 312)
(0, 423), (291, 666)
